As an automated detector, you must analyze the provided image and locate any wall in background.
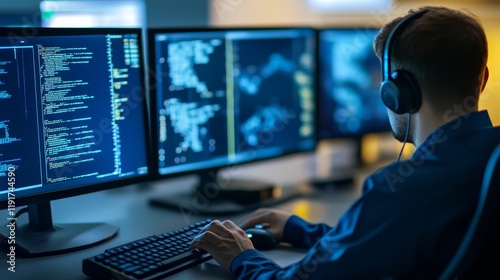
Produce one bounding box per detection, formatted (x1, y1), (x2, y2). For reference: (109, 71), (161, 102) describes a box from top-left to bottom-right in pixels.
(209, 0), (391, 27)
(480, 21), (500, 125)
(210, 0), (321, 27)
(0, 0), (41, 26)
(0, 0), (209, 27)
(0, 0), (40, 12)
(145, 0), (208, 27)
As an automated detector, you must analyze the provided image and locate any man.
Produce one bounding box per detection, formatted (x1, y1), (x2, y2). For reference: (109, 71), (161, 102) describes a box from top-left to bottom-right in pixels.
(190, 6), (500, 279)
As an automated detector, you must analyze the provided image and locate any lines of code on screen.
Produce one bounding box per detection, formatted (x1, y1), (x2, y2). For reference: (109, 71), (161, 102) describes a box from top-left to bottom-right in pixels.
(0, 32), (148, 197)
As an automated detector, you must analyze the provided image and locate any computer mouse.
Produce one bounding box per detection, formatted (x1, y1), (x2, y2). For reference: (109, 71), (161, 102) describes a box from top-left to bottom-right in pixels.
(245, 225), (278, 250)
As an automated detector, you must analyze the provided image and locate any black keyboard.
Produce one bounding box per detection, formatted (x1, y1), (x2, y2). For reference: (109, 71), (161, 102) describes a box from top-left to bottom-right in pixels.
(83, 219), (213, 279)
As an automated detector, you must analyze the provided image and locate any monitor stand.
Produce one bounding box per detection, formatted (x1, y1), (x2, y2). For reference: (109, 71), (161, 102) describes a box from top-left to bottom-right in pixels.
(0, 201), (118, 257)
(149, 172), (306, 215)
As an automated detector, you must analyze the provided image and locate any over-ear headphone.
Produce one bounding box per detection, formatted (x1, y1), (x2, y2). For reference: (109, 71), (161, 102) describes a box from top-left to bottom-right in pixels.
(380, 9), (429, 114)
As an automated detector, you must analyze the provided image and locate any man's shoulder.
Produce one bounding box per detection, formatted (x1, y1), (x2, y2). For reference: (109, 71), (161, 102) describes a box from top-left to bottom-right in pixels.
(365, 126), (500, 194)
(364, 161), (432, 193)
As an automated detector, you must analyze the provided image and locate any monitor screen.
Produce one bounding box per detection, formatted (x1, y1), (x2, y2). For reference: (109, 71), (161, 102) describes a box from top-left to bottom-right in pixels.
(318, 28), (390, 139)
(0, 28), (149, 207)
(150, 28), (316, 176)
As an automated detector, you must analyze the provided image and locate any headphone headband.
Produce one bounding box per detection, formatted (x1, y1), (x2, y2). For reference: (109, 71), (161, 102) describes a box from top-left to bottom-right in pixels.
(382, 9), (429, 82)
(380, 9), (429, 114)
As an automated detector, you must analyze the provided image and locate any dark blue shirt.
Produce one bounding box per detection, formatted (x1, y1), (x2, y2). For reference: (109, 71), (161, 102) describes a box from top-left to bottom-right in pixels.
(230, 111), (500, 279)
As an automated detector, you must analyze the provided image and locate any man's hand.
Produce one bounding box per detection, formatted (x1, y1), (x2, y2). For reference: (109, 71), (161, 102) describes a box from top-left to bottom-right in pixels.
(190, 220), (254, 271)
(238, 208), (292, 243)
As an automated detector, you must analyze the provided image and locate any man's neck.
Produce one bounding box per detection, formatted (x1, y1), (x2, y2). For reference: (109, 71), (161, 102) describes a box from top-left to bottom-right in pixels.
(413, 105), (478, 147)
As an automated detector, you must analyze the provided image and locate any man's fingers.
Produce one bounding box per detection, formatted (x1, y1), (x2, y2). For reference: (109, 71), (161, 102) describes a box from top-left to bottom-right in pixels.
(238, 216), (258, 229)
(192, 220), (240, 248)
(239, 210), (271, 229)
(222, 220), (238, 229)
(196, 220), (227, 237)
(190, 231), (220, 251)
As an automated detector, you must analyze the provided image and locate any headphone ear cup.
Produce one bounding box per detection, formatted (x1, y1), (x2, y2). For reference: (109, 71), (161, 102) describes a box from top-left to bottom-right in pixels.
(381, 70), (422, 114)
(380, 79), (401, 113)
(394, 70), (422, 113)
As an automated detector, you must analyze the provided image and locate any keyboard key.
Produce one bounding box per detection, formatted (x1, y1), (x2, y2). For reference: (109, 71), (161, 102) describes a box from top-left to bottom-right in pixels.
(124, 265), (142, 273)
(118, 263), (134, 270)
(133, 270), (144, 277)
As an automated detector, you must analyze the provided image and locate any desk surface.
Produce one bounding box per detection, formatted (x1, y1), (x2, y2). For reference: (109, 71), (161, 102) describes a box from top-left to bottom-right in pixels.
(0, 151), (381, 280)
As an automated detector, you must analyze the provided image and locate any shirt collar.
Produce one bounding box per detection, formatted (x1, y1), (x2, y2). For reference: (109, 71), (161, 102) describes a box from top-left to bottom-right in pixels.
(437, 110), (492, 139)
(415, 110), (493, 156)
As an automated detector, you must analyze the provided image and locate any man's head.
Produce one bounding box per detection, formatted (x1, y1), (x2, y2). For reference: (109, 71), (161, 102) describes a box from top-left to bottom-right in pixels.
(374, 6), (488, 142)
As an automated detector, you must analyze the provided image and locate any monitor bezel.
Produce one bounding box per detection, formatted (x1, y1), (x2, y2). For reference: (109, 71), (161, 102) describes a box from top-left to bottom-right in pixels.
(0, 27), (152, 209)
(147, 26), (318, 180)
(316, 26), (391, 141)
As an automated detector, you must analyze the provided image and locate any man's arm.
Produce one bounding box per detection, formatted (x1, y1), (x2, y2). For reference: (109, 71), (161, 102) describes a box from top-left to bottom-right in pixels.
(238, 208), (333, 249)
(282, 215), (333, 248)
(227, 177), (414, 279)
(192, 174), (425, 279)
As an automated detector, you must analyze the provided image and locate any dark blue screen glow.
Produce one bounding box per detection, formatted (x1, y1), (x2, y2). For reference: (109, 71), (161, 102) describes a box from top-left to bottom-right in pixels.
(318, 28), (390, 139)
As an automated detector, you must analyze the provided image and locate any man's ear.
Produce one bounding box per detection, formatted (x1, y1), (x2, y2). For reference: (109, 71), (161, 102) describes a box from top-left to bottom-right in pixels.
(480, 66), (489, 93)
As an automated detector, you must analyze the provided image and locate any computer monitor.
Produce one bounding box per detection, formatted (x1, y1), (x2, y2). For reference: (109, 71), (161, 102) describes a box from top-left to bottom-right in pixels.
(148, 28), (316, 214)
(317, 28), (390, 140)
(0, 27), (150, 257)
